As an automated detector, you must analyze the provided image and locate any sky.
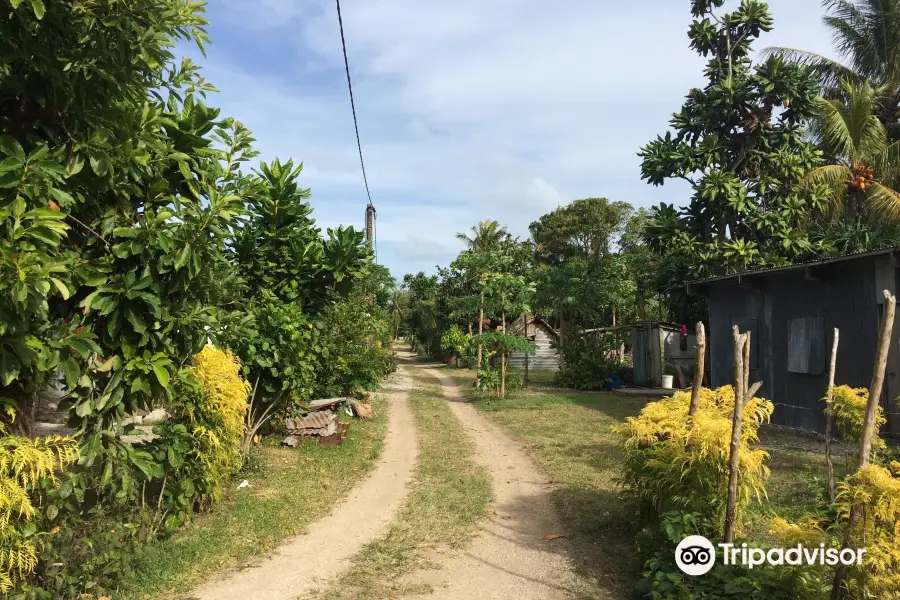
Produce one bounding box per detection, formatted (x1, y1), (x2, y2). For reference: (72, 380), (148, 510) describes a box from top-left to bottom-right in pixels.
(178, 0), (840, 279)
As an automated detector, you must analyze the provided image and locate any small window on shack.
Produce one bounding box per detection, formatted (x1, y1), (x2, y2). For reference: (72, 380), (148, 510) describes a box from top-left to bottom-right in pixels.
(787, 316), (825, 375)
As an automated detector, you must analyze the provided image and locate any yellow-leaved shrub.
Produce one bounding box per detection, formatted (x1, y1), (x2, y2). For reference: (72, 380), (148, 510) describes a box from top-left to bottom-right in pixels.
(768, 515), (828, 547)
(827, 385), (886, 452)
(835, 461), (900, 598)
(0, 425), (77, 592)
(181, 345), (250, 504)
(613, 386), (773, 529)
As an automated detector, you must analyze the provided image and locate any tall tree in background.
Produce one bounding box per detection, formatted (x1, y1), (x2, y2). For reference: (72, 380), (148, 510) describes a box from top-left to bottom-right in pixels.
(764, 0), (900, 136)
(639, 0), (829, 323)
(456, 219), (509, 252)
(530, 198), (641, 366)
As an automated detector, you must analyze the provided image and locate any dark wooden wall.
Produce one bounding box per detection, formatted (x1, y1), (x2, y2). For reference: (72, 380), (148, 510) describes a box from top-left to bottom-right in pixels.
(706, 260), (888, 434)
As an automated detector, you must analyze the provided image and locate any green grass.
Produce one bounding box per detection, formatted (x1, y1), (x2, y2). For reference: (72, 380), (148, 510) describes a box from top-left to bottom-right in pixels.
(308, 374), (492, 600)
(116, 395), (388, 600)
(521, 369), (559, 387)
(442, 369), (841, 597)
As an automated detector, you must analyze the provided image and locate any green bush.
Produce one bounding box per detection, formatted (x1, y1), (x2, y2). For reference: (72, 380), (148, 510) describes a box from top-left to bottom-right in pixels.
(635, 512), (825, 600)
(554, 336), (612, 390)
(314, 294), (395, 398)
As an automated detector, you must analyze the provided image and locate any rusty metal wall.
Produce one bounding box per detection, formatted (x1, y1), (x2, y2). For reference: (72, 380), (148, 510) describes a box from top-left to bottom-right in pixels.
(707, 260), (882, 434)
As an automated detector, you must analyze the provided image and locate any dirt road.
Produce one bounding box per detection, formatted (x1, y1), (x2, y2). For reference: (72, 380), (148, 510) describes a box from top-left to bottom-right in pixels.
(190, 357), (419, 600)
(400, 365), (586, 600)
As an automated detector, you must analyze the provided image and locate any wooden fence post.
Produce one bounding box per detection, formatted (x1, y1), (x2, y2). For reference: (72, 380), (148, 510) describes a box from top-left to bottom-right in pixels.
(825, 328), (839, 503)
(688, 322), (706, 417)
(830, 290), (896, 600)
(723, 326), (762, 544)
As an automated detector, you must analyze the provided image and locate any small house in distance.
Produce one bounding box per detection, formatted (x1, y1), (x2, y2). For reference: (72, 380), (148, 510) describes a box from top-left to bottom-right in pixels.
(688, 247), (900, 438)
(507, 316), (560, 372)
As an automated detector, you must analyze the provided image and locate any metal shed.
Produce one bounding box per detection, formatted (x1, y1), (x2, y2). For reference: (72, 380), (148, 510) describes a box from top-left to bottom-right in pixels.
(507, 317), (560, 371)
(688, 247), (900, 437)
(630, 322), (697, 388)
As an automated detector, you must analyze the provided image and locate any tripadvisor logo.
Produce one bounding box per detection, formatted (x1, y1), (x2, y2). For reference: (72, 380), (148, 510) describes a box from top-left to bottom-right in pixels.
(675, 535), (866, 576)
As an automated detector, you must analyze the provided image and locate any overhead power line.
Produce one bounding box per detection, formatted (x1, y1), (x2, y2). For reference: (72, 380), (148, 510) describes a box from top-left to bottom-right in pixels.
(335, 0), (373, 208)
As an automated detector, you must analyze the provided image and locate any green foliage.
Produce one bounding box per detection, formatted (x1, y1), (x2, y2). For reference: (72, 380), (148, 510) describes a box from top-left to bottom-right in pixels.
(218, 291), (319, 423)
(614, 386), (773, 529)
(635, 511), (825, 600)
(554, 336), (614, 391)
(0, 0), (395, 595)
(440, 324), (471, 364)
(639, 0), (829, 320)
(835, 461), (900, 597)
(314, 294), (395, 398)
(805, 81), (900, 220)
(471, 331), (536, 358)
(531, 199), (647, 331)
(0, 424), (77, 593)
(828, 385), (886, 453)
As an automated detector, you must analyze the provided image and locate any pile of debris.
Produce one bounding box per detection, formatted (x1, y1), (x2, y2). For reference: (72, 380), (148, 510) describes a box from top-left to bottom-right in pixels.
(281, 397), (373, 448)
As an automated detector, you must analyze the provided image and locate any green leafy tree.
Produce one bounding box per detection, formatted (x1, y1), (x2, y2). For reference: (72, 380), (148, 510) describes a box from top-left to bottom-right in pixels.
(455, 219), (509, 251)
(764, 0), (900, 136)
(805, 80), (900, 218)
(639, 0), (829, 322)
(530, 198), (641, 368)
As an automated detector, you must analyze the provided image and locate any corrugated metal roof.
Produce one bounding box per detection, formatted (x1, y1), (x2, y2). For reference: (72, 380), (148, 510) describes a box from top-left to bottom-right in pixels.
(687, 246), (900, 287)
(285, 411), (336, 434)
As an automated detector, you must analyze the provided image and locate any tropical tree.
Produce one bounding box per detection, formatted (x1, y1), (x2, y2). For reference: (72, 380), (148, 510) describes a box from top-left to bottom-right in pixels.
(805, 81), (900, 218)
(764, 0), (900, 135)
(639, 0), (829, 323)
(455, 219), (509, 251)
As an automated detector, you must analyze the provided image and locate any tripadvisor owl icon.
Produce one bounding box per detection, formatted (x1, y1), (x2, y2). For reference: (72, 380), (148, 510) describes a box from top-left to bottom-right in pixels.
(675, 535), (716, 576)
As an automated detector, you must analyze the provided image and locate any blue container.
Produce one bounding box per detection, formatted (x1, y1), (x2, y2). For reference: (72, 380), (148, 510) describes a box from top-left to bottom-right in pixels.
(608, 372), (622, 390)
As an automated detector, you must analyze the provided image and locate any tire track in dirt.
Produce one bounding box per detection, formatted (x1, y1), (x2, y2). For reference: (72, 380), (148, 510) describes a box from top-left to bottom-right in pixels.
(190, 355), (419, 600)
(402, 365), (587, 600)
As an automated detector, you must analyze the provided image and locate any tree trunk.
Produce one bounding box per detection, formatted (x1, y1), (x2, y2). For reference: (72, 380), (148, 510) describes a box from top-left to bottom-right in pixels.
(523, 312), (529, 388)
(11, 387), (36, 438)
(825, 328), (839, 503)
(475, 292), (484, 387)
(830, 291), (895, 600)
(689, 322), (706, 417)
(501, 352), (507, 398)
(500, 310), (507, 398)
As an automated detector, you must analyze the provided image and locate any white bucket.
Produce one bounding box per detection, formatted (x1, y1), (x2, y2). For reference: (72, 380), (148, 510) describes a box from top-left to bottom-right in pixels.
(661, 374), (674, 389)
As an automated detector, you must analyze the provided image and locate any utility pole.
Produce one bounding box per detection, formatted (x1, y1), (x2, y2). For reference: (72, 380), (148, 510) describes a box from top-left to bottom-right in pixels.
(365, 203), (376, 255)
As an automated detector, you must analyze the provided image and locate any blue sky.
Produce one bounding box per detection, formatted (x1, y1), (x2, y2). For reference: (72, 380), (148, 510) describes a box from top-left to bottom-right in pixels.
(179, 0), (838, 280)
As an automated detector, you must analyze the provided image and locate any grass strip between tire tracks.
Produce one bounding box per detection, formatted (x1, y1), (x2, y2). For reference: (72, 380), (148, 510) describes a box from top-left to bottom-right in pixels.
(307, 371), (492, 600)
(116, 395), (388, 600)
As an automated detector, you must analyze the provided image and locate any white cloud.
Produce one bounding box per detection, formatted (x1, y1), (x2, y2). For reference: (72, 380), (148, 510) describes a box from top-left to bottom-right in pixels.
(189, 0), (838, 278)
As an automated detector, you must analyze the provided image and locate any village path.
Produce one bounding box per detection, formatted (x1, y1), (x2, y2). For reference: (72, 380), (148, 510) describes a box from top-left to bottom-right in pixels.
(190, 352), (420, 600)
(399, 364), (586, 600)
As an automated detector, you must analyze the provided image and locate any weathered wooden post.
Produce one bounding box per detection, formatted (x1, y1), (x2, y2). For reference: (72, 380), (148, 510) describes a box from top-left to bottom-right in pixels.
(688, 322), (706, 417)
(724, 326), (762, 543)
(824, 328), (839, 503)
(830, 290), (895, 600)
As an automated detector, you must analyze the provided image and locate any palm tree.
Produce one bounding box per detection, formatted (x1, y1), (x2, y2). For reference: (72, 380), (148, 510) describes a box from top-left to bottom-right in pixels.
(456, 219), (509, 251)
(764, 0), (900, 134)
(804, 81), (900, 218)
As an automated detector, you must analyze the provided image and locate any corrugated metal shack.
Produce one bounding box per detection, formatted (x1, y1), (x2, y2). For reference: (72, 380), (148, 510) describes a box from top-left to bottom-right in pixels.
(507, 316), (560, 371)
(687, 247), (900, 437)
(631, 322), (697, 388)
